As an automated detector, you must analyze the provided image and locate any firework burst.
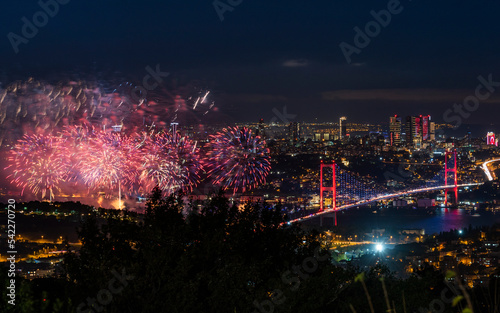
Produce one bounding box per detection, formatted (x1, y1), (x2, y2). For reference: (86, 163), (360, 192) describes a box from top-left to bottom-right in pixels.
(136, 130), (203, 194)
(76, 130), (140, 192)
(205, 126), (271, 193)
(6, 134), (71, 200)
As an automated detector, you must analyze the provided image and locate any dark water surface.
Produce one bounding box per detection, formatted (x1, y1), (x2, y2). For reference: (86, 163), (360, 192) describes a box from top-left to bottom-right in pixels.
(334, 207), (500, 234)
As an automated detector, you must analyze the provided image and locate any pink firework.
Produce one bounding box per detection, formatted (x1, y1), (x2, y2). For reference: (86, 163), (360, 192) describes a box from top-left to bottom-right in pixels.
(136, 130), (203, 194)
(76, 130), (140, 191)
(6, 134), (71, 200)
(205, 126), (271, 193)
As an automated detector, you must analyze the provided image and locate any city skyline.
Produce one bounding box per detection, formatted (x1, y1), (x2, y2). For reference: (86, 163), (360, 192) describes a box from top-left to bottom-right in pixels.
(1, 1), (500, 312)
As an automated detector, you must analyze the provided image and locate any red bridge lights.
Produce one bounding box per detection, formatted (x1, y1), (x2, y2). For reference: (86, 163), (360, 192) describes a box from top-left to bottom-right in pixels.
(444, 149), (458, 207)
(320, 161), (337, 226)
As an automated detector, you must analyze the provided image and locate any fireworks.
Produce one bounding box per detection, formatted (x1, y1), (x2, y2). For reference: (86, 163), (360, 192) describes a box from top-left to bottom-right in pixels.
(144, 78), (217, 126)
(0, 77), (220, 148)
(6, 134), (71, 200)
(0, 77), (273, 205)
(76, 130), (140, 191)
(136, 130), (203, 194)
(0, 78), (137, 147)
(205, 126), (271, 193)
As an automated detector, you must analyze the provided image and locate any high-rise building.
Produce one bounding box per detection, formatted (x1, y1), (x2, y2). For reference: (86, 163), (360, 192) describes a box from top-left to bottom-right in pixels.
(414, 115), (423, 148)
(339, 117), (347, 140)
(389, 115), (402, 146)
(429, 121), (436, 141)
(405, 116), (416, 146)
(288, 122), (300, 143)
(256, 118), (265, 138)
(422, 115), (430, 141)
(405, 115), (434, 147)
(487, 132), (497, 146)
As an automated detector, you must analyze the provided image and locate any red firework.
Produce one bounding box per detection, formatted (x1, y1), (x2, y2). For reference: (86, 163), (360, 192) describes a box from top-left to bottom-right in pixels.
(6, 134), (71, 200)
(136, 130), (203, 194)
(76, 130), (140, 191)
(205, 126), (271, 193)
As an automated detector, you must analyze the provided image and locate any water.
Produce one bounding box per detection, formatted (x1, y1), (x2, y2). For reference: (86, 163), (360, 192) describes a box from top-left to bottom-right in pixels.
(332, 207), (500, 234)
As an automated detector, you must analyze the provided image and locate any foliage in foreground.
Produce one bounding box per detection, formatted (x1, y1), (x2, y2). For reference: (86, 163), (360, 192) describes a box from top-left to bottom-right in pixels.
(1, 189), (499, 312)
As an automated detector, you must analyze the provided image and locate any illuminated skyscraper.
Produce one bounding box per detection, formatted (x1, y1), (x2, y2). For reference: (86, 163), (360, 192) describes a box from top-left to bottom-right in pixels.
(429, 121), (436, 141)
(421, 115), (430, 141)
(256, 118), (265, 138)
(288, 122), (300, 143)
(339, 117), (347, 140)
(405, 116), (416, 146)
(389, 115), (402, 146)
(405, 115), (433, 147)
(487, 132), (497, 146)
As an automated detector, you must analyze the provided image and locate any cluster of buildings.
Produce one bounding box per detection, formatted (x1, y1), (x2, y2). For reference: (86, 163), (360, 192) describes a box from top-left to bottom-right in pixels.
(326, 226), (500, 287)
(283, 117), (381, 143)
(389, 115), (436, 148)
(406, 233), (500, 288)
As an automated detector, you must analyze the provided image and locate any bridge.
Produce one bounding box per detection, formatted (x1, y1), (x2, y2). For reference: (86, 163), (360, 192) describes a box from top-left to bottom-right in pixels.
(285, 150), (491, 226)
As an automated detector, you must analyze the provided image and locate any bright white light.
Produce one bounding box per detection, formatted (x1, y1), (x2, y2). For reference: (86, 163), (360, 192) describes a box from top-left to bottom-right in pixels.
(458, 230), (463, 234)
(375, 244), (384, 252)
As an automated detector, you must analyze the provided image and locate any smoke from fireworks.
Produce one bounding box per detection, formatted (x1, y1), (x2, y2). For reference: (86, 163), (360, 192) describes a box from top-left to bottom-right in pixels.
(144, 78), (217, 126)
(0, 78), (135, 146)
(205, 126), (271, 193)
(0, 78), (219, 148)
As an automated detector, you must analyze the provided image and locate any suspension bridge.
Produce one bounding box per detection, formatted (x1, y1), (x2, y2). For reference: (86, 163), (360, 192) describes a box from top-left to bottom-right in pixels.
(285, 150), (488, 226)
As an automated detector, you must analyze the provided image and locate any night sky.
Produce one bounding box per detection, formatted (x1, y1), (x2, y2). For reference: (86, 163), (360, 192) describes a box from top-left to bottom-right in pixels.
(1, 0), (500, 130)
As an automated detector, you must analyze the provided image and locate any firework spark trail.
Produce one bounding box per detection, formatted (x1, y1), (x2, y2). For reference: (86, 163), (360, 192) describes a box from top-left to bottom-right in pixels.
(76, 130), (140, 191)
(6, 134), (71, 200)
(0, 79), (137, 146)
(136, 130), (203, 194)
(0, 78), (218, 147)
(205, 126), (271, 194)
(145, 78), (216, 125)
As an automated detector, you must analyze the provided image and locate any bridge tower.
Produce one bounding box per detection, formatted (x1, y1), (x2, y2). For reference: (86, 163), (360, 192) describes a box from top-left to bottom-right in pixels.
(444, 149), (458, 206)
(320, 161), (337, 226)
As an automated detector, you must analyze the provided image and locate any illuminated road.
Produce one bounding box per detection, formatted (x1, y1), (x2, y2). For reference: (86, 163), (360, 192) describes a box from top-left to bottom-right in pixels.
(284, 182), (484, 225)
(481, 158), (500, 181)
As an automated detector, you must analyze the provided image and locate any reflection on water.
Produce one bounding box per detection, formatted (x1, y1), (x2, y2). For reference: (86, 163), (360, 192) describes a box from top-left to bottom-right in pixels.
(337, 207), (500, 234)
